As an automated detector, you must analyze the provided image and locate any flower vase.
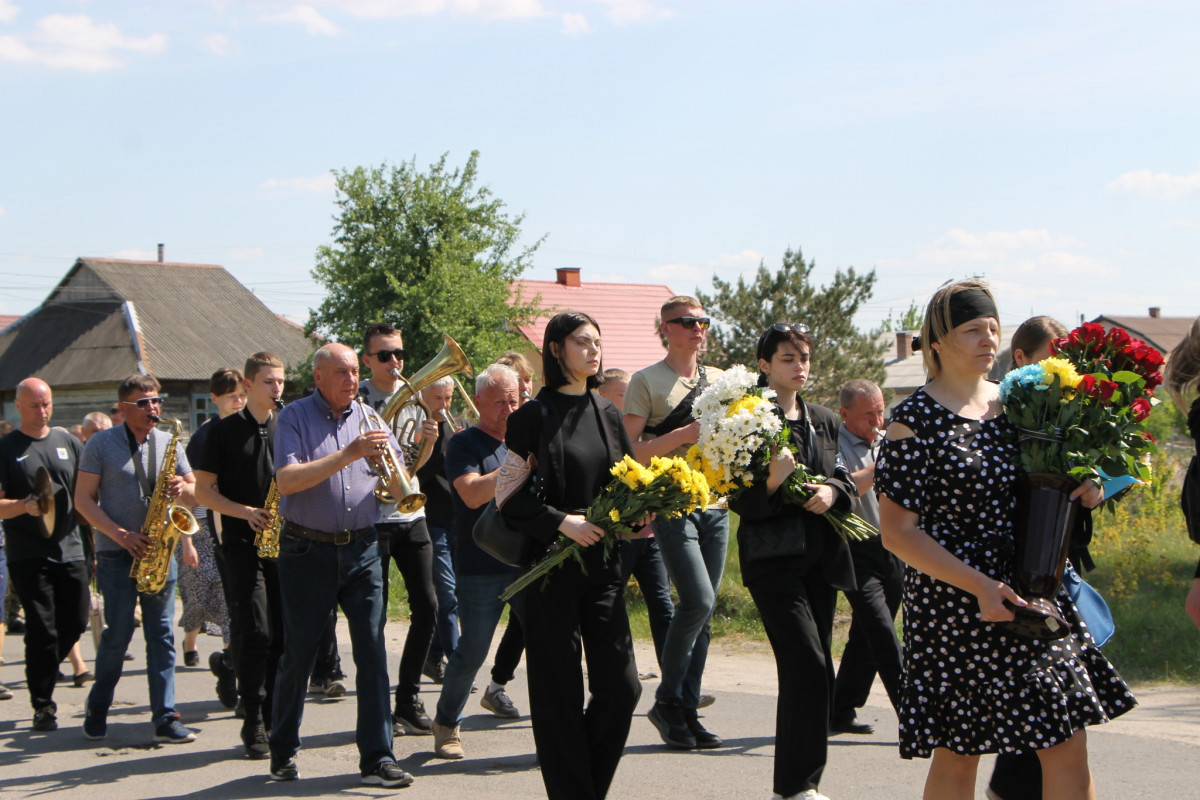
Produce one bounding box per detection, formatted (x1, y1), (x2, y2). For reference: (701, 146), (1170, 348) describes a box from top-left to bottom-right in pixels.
(1000, 471), (1080, 640)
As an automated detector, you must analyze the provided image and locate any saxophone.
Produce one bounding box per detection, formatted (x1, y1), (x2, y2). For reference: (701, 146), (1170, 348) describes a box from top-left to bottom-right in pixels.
(130, 417), (201, 594)
(256, 479), (283, 559)
(254, 398), (285, 559)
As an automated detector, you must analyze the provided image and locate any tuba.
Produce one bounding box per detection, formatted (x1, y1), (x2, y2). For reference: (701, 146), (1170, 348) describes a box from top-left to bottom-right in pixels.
(381, 334), (475, 467)
(130, 417), (201, 595)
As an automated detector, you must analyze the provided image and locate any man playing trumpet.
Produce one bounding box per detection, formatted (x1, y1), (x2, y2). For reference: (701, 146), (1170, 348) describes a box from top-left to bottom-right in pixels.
(193, 352), (287, 759)
(269, 343), (414, 789)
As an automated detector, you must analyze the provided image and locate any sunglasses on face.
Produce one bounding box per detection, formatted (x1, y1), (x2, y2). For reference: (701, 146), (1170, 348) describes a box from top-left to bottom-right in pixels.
(122, 397), (163, 409)
(368, 348), (407, 363)
(666, 316), (712, 330)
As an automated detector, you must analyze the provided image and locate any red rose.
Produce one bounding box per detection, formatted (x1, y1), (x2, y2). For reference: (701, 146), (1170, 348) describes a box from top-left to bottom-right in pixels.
(1078, 374), (1099, 397)
(1131, 397), (1151, 421)
(1079, 322), (1106, 346)
(1107, 326), (1132, 349)
(1098, 379), (1118, 401)
(1145, 372), (1163, 391)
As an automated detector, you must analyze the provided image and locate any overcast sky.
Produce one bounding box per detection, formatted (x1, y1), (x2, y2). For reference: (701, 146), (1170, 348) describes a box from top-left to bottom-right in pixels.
(2, 0), (1198, 335)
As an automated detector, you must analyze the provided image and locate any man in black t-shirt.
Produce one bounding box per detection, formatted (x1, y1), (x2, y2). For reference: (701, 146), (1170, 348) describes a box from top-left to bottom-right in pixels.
(0, 378), (89, 732)
(193, 352), (286, 760)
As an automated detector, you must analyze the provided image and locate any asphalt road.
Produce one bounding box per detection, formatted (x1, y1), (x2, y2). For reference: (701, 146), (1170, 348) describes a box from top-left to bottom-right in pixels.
(2, 615), (1197, 799)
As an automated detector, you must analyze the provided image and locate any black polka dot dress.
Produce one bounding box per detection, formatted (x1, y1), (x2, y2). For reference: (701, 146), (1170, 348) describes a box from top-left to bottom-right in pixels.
(876, 389), (1136, 759)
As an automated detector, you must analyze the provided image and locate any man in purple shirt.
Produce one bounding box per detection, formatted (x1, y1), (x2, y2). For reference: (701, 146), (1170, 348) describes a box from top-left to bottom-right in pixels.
(268, 343), (414, 790)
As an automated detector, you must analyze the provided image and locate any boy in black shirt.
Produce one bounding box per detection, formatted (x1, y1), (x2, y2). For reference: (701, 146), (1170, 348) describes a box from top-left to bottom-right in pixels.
(193, 352), (286, 759)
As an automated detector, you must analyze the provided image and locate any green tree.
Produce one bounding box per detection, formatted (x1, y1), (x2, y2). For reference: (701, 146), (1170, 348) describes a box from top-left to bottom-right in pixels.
(306, 151), (545, 370)
(878, 299), (923, 332)
(695, 247), (887, 406)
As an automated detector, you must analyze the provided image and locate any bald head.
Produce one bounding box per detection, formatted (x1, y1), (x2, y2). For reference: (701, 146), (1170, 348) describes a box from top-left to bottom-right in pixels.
(313, 343), (361, 413)
(14, 377), (53, 434)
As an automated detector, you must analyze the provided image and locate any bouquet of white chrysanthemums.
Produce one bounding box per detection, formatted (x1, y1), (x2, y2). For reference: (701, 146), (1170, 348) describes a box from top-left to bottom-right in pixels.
(687, 365), (783, 498)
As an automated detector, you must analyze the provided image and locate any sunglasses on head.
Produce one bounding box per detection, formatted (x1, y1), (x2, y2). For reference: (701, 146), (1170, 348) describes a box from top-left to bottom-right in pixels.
(770, 322), (810, 336)
(368, 348), (407, 362)
(666, 316), (712, 330)
(122, 397), (163, 409)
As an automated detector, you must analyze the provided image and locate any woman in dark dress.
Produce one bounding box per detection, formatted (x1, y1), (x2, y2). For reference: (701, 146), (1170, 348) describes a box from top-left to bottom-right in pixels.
(876, 280), (1135, 800)
(727, 323), (856, 800)
(499, 311), (641, 800)
(1164, 316), (1200, 630)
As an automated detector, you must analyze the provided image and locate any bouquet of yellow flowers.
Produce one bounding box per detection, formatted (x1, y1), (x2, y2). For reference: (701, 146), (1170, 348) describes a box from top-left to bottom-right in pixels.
(499, 455), (709, 600)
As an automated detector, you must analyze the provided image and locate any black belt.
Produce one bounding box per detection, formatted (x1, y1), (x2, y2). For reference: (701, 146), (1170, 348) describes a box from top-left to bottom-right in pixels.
(283, 521), (373, 546)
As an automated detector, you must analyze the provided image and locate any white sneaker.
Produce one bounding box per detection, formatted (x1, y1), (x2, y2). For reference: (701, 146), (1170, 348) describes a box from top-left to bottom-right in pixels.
(773, 792), (831, 800)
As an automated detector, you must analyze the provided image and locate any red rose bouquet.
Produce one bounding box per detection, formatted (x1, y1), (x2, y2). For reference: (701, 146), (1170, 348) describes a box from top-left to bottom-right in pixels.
(1048, 322), (1164, 483)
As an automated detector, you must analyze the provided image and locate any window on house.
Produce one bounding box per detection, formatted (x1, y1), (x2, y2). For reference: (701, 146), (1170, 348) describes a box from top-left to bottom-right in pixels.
(192, 394), (218, 430)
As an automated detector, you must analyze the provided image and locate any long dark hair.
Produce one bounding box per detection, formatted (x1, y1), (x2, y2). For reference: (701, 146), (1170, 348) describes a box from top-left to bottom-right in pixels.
(755, 323), (813, 389)
(542, 311), (603, 390)
(1008, 316), (1067, 370)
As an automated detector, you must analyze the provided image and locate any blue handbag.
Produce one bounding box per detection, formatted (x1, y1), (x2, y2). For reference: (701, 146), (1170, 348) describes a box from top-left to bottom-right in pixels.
(1062, 563), (1115, 648)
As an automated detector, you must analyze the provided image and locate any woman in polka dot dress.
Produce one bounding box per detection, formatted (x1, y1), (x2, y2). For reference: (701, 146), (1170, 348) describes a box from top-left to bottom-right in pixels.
(876, 280), (1135, 800)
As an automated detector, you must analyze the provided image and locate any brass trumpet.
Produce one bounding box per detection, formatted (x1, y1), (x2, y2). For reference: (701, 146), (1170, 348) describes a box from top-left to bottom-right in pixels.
(356, 396), (426, 512)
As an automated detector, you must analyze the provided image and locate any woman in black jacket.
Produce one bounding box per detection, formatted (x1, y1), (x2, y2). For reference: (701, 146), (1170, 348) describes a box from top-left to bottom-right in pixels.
(728, 323), (856, 800)
(1164, 316), (1200, 630)
(499, 311), (641, 800)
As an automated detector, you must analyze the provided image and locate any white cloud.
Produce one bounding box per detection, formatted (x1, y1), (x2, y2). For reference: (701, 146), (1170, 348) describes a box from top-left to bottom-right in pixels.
(261, 174), (338, 193)
(112, 248), (158, 261)
(0, 1), (19, 25)
(649, 249), (763, 290)
(263, 5), (341, 36)
(560, 12), (589, 35)
(1110, 164), (1200, 200)
(594, 0), (675, 24)
(0, 14), (167, 72)
(297, 0), (546, 20)
(200, 33), (231, 55)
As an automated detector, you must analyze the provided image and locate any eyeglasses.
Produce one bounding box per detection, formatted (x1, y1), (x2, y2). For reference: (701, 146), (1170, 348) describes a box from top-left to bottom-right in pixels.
(122, 397), (163, 409)
(770, 322), (810, 335)
(367, 348), (407, 362)
(665, 316), (712, 330)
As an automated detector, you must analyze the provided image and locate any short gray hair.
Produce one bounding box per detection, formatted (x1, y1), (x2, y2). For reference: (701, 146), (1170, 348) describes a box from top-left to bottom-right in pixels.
(475, 363), (518, 394)
(839, 379), (882, 409)
(423, 376), (454, 392)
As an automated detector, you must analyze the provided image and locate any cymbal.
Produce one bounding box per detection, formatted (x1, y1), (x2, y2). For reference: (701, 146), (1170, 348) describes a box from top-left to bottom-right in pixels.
(33, 465), (55, 539)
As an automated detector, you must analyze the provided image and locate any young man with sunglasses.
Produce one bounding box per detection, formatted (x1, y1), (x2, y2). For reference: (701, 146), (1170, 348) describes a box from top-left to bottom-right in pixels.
(358, 323), (440, 737)
(624, 296), (728, 751)
(75, 374), (199, 744)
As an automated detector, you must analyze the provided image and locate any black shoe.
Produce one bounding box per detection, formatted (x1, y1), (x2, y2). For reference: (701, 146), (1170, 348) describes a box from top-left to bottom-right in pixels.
(57, 670), (68, 682)
(830, 713), (875, 735)
(33, 706), (58, 732)
(422, 657), (446, 684)
(647, 700), (696, 749)
(209, 651), (238, 709)
(361, 761), (414, 788)
(242, 719), (270, 760)
(269, 758), (299, 781)
(83, 707), (108, 740)
(184, 650), (199, 667)
(684, 709), (722, 749)
(393, 694), (433, 735)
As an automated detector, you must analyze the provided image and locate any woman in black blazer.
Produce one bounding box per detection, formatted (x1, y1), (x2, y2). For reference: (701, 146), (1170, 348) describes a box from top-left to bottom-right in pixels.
(499, 311), (641, 800)
(728, 322), (856, 800)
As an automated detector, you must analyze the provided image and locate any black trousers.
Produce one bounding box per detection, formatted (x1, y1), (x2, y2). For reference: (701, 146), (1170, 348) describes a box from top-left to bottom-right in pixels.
(833, 556), (904, 716)
(989, 752), (1043, 799)
(222, 534), (283, 723)
(749, 566), (838, 798)
(378, 519), (437, 699)
(490, 613), (524, 684)
(9, 559), (89, 712)
(519, 546), (641, 800)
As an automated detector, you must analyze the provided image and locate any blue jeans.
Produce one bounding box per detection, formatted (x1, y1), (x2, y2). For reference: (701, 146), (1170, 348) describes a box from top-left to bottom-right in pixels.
(270, 529), (393, 774)
(653, 508), (729, 708)
(434, 570), (519, 728)
(618, 537), (674, 669)
(88, 549), (179, 727)
(428, 524), (459, 661)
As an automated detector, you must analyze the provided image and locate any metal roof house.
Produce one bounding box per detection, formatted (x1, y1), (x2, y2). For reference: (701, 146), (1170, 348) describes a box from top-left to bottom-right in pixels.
(511, 267), (677, 379)
(0, 256), (313, 434)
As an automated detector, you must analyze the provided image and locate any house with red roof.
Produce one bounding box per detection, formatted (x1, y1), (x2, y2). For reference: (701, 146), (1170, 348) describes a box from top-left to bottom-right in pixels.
(0, 315), (19, 333)
(511, 268), (676, 380)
